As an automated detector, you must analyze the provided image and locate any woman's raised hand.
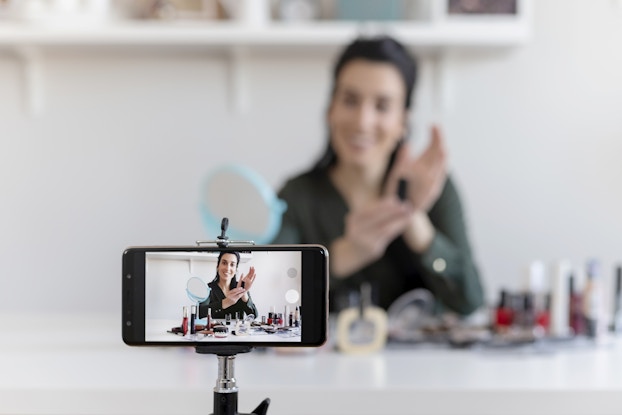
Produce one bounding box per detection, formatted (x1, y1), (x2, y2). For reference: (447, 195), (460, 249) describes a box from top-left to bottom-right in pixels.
(386, 124), (448, 212)
(238, 266), (257, 292)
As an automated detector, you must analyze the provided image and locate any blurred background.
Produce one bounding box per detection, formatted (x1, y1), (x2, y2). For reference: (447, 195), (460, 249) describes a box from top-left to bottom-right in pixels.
(0, 0), (620, 318)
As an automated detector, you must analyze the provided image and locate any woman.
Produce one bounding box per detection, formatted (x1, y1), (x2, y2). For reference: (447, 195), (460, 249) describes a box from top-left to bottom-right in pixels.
(271, 36), (484, 316)
(199, 251), (259, 319)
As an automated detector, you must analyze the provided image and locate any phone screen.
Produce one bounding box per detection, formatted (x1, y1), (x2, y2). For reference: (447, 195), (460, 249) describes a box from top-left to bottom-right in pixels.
(122, 245), (328, 347)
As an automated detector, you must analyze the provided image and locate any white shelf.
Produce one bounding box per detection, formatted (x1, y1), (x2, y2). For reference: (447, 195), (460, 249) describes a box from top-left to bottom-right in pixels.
(0, 19), (530, 50)
(0, 1), (532, 115)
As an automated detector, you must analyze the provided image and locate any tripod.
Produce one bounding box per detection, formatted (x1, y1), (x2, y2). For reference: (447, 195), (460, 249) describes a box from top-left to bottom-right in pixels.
(195, 218), (269, 414)
(196, 346), (270, 415)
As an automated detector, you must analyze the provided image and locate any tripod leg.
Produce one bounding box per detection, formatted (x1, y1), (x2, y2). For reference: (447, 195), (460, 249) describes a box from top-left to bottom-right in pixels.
(249, 398), (270, 415)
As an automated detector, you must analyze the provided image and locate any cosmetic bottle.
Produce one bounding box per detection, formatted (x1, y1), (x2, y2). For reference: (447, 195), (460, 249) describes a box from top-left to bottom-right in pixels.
(268, 306), (275, 325)
(294, 306), (300, 327)
(568, 274), (584, 336)
(550, 260), (572, 338)
(190, 305), (197, 334)
(207, 307), (213, 329)
(336, 283), (387, 354)
(582, 259), (605, 339)
(494, 289), (513, 331)
(226, 313), (231, 325)
(535, 293), (551, 334)
(182, 306), (189, 336)
(521, 292), (536, 329)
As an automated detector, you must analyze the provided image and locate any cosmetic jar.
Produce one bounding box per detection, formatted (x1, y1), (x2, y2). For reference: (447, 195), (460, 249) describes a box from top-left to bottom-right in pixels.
(213, 326), (229, 338)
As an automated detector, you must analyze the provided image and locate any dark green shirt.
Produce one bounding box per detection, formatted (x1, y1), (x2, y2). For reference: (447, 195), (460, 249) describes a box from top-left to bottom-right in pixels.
(271, 169), (484, 316)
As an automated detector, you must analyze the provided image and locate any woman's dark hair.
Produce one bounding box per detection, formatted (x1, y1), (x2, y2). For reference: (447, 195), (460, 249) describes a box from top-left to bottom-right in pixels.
(313, 35), (418, 176)
(211, 251), (241, 288)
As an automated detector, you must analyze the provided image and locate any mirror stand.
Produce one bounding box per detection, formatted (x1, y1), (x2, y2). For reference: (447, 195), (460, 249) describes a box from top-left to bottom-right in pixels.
(195, 346), (270, 415)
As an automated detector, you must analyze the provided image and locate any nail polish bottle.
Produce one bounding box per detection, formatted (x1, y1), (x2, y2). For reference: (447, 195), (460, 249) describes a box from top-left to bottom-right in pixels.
(495, 289), (513, 331)
(535, 293), (551, 334)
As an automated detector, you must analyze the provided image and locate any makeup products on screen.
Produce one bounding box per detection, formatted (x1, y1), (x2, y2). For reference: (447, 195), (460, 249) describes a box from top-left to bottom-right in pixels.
(190, 305), (197, 334)
(182, 306), (189, 336)
(268, 306), (275, 325)
(213, 325), (228, 338)
(207, 307), (213, 329)
(294, 306), (300, 327)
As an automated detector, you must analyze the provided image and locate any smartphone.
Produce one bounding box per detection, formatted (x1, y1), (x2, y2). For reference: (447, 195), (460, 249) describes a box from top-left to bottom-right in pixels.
(122, 244), (328, 347)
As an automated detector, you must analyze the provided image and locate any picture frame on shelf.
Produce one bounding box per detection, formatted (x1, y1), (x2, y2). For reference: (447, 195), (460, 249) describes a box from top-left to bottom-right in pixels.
(447, 0), (517, 15)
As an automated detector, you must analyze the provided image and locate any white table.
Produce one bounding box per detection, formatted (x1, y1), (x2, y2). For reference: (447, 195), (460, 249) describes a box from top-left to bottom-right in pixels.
(2, 313), (622, 415)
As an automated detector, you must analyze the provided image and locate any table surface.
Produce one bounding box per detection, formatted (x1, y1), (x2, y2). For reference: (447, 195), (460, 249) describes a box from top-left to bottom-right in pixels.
(2, 313), (622, 415)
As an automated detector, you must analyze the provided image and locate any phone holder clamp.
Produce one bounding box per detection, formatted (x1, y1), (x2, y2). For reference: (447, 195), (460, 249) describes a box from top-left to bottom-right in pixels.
(196, 217), (255, 248)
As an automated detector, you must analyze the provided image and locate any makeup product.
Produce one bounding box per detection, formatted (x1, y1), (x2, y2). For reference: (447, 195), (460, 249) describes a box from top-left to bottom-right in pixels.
(182, 306), (189, 336)
(535, 293), (551, 334)
(582, 259), (605, 339)
(190, 305), (197, 334)
(294, 306), (300, 327)
(235, 312), (239, 325)
(568, 274), (584, 336)
(494, 289), (513, 331)
(289, 311), (294, 327)
(284, 306), (290, 326)
(226, 313), (231, 325)
(207, 307), (213, 329)
(336, 283), (388, 354)
(611, 265), (622, 333)
(549, 260), (572, 338)
(213, 325), (228, 338)
(521, 292), (536, 329)
(268, 306), (275, 325)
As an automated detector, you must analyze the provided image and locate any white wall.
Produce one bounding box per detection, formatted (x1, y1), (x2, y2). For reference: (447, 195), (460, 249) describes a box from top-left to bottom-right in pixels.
(1, 0), (621, 315)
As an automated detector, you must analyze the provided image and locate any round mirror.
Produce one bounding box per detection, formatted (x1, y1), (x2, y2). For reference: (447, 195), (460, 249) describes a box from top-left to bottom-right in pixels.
(186, 276), (209, 303)
(200, 164), (287, 243)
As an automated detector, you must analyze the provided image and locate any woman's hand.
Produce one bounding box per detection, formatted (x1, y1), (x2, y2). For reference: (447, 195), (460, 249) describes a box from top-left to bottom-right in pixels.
(330, 198), (413, 278)
(386, 125), (448, 212)
(222, 287), (247, 309)
(237, 266), (256, 302)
